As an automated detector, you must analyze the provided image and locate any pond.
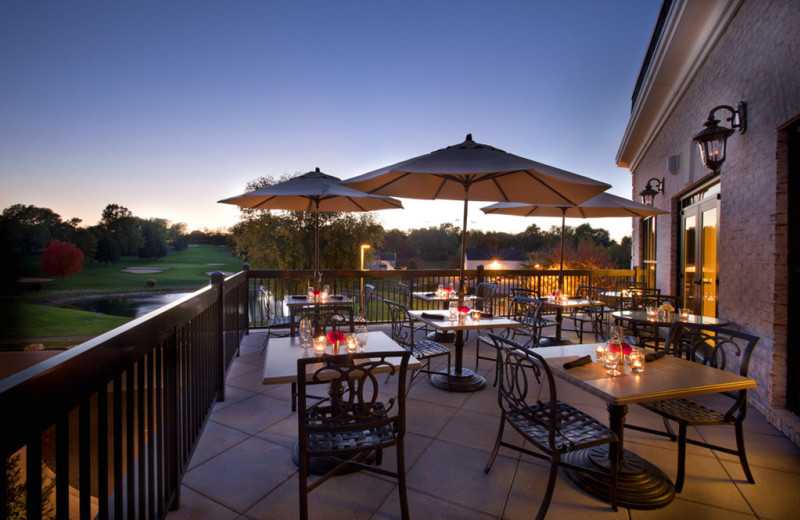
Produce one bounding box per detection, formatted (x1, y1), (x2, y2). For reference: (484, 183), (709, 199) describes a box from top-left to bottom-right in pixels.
(64, 292), (193, 318)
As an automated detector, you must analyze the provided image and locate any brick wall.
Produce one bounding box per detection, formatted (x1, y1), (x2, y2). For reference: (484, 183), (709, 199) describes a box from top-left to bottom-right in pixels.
(629, 0), (800, 440)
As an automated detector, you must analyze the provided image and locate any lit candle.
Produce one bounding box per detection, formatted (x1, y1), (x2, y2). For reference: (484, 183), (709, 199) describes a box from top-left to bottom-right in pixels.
(630, 349), (644, 374)
(471, 310), (481, 321)
(313, 336), (326, 354)
(595, 344), (606, 363)
(680, 308), (690, 319)
(346, 335), (357, 352)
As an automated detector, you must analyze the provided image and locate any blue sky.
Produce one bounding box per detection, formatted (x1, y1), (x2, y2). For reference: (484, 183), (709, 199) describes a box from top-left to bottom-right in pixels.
(0, 0), (661, 241)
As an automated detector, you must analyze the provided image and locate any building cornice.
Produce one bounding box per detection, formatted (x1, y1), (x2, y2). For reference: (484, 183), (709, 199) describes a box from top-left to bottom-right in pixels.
(616, 0), (744, 171)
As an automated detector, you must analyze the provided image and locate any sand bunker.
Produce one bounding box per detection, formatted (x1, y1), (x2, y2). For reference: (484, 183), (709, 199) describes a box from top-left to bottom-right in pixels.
(121, 267), (169, 274)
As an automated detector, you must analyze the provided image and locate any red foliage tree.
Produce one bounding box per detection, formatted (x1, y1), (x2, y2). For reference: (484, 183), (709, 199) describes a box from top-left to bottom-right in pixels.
(40, 239), (84, 280)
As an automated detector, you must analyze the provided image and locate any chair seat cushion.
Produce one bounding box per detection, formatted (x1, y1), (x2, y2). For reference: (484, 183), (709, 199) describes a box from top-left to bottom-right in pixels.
(305, 402), (398, 454)
(505, 400), (616, 453)
(639, 397), (732, 425)
(412, 339), (450, 359)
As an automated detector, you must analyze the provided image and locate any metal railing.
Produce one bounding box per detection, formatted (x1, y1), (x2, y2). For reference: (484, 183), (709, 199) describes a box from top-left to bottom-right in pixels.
(247, 266), (643, 326)
(0, 266), (640, 519)
(0, 271), (248, 520)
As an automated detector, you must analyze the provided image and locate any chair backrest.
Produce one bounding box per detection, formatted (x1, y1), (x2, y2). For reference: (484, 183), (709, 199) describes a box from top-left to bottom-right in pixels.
(297, 350), (410, 454)
(356, 284), (375, 321)
(488, 333), (558, 446)
(504, 296), (545, 348)
(510, 287), (540, 299)
(475, 282), (498, 313)
(384, 299), (415, 350)
(396, 283), (413, 309)
(259, 286), (279, 325)
(664, 322), (759, 417)
(292, 308), (346, 336)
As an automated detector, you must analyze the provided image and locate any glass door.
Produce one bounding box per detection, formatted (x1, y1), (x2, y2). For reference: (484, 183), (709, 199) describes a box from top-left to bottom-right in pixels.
(680, 183), (720, 317)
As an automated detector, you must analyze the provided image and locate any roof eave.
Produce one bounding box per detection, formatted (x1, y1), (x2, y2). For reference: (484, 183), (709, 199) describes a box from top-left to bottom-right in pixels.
(616, 0), (744, 172)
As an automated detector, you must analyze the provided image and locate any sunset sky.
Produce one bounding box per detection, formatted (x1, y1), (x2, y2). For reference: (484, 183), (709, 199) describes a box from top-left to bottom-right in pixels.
(0, 0), (661, 241)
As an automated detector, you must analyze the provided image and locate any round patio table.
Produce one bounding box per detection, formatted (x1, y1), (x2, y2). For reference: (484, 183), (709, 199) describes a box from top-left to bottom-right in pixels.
(611, 310), (729, 328)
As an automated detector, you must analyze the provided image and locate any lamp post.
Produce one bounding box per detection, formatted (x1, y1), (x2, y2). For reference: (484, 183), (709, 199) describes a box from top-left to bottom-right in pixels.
(359, 244), (370, 309)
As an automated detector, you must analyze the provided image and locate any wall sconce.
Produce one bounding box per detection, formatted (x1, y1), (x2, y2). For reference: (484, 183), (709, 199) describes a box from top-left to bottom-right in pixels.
(691, 102), (747, 173)
(639, 177), (664, 206)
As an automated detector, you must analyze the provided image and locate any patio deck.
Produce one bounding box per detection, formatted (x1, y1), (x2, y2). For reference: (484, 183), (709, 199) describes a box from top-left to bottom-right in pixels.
(166, 326), (800, 520)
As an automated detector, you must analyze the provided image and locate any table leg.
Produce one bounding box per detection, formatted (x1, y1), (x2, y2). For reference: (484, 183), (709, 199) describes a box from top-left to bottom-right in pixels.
(540, 306), (572, 346)
(427, 300), (455, 342)
(562, 403), (675, 509)
(430, 330), (486, 392)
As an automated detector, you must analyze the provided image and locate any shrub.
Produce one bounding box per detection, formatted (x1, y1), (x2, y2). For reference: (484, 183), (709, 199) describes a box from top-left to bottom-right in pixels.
(145, 278), (157, 288)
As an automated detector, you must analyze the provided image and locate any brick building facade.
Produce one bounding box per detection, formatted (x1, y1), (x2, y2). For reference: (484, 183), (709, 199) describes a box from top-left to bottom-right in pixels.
(616, 0), (800, 444)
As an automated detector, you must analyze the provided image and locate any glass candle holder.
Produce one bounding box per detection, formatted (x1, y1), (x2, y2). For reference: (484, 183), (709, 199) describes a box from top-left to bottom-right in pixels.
(605, 349), (622, 376)
(346, 335), (358, 352)
(680, 308), (690, 319)
(630, 349), (645, 374)
(471, 310), (481, 321)
(313, 336), (326, 355)
(595, 344), (606, 363)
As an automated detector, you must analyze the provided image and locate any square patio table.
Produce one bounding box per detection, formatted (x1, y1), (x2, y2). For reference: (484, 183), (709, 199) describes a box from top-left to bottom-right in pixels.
(409, 309), (520, 392)
(411, 291), (481, 342)
(262, 330), (421, 475)
(284, 294), (355, 335)
(538, 297), (596, 346)
(535, 343), (756, 509)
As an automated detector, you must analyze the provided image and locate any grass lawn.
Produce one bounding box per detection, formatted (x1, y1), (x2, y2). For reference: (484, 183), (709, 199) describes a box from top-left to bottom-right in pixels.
(20, 244), (242, 295)
(0, 302), (131, 350)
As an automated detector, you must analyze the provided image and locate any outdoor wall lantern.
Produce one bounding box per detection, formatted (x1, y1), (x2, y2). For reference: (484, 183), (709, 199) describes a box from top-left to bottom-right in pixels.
(691, 101), (747, 173)
(639, 177), (664, 206)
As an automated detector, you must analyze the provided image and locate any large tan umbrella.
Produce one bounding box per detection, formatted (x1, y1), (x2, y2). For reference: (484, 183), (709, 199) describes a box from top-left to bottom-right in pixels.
(342, 134), (609, 392)
(481, 192), (667, 285)
(219, 167), (403, 287)
(342, 134), (611, 300)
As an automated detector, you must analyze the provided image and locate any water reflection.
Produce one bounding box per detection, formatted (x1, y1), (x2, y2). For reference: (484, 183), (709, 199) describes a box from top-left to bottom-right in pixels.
(64, 292), (192, 318)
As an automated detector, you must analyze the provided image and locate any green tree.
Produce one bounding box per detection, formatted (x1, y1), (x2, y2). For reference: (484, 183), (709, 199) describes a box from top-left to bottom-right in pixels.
(138, 218), (169, 259)
(0, 203), (65, 254)
(95, 231), (121, 263)
(99, 204), (142, 255)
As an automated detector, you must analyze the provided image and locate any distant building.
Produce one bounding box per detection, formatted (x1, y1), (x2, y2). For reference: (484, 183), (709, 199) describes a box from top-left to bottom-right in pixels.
(464, 248), (526, 270)
(367, 251), (396, 270)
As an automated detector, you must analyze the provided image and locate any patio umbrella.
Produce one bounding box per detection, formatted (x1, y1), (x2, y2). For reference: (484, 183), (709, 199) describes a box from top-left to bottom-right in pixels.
(342, 134), (611, 301)
(480, 192), (667, 286)
(219, 167), (403, 288)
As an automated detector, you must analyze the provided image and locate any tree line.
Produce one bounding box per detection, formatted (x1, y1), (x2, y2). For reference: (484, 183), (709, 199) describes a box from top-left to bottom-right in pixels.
(0, 203), (226, 264)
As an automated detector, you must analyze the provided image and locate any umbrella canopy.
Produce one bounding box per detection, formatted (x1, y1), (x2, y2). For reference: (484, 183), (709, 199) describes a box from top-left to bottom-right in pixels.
(219, 167), (403, 286)
(480, 192), (666, 285)
(342, 134), (611, 299)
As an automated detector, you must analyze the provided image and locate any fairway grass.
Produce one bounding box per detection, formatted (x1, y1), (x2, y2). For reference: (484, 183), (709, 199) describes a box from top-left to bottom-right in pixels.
(20, 244), (242, 295)
(1, 302), (130, 350)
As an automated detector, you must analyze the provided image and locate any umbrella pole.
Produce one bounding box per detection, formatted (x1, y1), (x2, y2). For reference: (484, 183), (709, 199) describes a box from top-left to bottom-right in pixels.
(558, 207), (566, 291)
(458, 194), (469, 307)
(314, 203), (321, 290)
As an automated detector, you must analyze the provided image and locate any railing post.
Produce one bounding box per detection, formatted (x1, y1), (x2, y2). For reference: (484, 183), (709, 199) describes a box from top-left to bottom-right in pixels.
(242, 264), (250, 336)
(476, 264), (485, 286)
(211, 272), (226, 403)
